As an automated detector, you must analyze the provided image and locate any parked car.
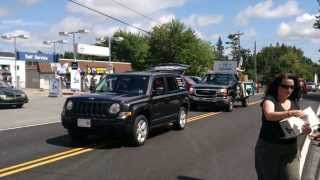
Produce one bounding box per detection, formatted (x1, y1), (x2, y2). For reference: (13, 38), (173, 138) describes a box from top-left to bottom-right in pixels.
(306, 82), (317, 92)
(61, 72), (190, 146)
(0, 80), (28, 108)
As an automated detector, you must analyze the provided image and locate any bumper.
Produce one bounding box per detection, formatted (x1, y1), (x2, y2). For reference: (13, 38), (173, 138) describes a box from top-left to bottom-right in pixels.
(0, 97), (28, 106)
(189, 95), (231, 106)
(61, 114), (133, 133)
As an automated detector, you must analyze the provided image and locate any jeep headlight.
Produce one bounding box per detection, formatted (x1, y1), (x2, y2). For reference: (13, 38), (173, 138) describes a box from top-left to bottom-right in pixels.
(109, 103), (120, 114)
(0, 94), (7, 99)
(66, 100), (73, 111)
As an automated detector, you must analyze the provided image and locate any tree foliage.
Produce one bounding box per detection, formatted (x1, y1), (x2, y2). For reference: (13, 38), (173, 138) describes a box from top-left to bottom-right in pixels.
(148, 20), (215, 75)
(216, 36), (224, 61)
(252, 44), (320, 84)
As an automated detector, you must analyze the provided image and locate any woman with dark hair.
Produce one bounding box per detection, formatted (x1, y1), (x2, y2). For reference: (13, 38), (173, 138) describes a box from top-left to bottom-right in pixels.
(255, 73), (311, 180)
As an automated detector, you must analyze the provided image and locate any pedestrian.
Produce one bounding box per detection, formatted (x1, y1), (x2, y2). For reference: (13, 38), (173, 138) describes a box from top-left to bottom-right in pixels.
(289, 76), (304, 109)
(255, 73), (311, 180)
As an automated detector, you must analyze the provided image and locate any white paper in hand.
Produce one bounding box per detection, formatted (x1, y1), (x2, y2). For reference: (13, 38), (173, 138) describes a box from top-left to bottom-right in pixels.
(280, 107), (320, 139)
(316, 104), (320, 116)
(280, 117), (305, 139)
(301, 107), (320, 128)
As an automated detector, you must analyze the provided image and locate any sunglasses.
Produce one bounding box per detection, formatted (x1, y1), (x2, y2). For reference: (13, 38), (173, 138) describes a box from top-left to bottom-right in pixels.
(280, 84), (294, 90)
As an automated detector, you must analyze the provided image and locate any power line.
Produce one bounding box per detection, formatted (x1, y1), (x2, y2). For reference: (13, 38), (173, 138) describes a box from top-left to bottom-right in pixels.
(109, 0), (157, 23)
(68, 0), (151, 35)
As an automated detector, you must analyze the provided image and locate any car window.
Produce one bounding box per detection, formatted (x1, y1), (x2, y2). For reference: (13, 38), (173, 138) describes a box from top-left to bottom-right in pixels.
(176, 77), (185, 90)
(166, 76), (179, 92)
(203, 74), (235, 86)
(95, 75), (149, 95)
(152, 77), (165, 95)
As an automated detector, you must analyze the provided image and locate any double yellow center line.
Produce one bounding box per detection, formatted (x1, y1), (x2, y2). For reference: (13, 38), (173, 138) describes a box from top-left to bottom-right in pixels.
(0, 147), (96, 177)
(0, 100), (261, 177)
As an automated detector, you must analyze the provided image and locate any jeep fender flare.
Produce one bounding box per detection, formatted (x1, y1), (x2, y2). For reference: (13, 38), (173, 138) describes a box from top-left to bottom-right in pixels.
(131, 103), (151, 123)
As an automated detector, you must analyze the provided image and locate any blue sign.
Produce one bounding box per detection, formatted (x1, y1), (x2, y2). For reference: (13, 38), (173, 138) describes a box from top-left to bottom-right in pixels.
(16, 51), (59, 62)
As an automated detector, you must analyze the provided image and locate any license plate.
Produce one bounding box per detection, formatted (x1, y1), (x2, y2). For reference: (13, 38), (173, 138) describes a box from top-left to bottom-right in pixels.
(77, 118), (91, 128)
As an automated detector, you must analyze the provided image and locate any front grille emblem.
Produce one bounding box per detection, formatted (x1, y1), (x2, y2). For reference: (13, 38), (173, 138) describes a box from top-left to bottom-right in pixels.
(88, 97), (95, 100)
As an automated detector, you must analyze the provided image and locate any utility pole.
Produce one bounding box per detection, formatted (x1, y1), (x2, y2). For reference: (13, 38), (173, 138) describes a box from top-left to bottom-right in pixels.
(254, 41), (257, 83)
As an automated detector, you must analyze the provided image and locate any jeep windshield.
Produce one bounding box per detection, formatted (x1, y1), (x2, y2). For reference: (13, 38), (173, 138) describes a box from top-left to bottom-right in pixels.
(202, 74), (235, 86)
(95, 75), (149, 95)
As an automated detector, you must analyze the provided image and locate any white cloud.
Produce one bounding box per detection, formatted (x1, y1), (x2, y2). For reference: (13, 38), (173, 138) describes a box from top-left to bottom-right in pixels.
(1, 19), (46, 27)
(0, 7), (9, 17)
(277, 13), (320, 41)
(183, 14), (223, 28)
(148, 14), (175, 29)
(19, 0), (42, 6)
(0, 30), (44, 52)
(50, 16), (89, 33)
(236, 0), (302, 26)
(66, 0), (186, 18)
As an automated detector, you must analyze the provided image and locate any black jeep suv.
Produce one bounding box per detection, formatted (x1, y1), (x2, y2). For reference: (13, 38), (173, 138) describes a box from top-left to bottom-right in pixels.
(61, 72), (189, 146)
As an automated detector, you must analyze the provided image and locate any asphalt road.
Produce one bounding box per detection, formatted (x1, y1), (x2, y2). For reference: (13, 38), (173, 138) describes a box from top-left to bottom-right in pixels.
(0, 93), (319, 180)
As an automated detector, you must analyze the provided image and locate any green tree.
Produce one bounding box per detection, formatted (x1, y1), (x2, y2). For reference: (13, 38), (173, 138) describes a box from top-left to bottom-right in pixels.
(255, 44), (319, 84)
(148, 20), (215, 75)
(216, 36), (224, 61)
(109, 31), (150, 70)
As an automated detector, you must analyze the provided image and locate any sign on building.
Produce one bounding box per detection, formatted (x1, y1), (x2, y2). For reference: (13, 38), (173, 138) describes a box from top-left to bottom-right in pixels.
(16, 51), (59, 62)
(76, 43), (109, 57)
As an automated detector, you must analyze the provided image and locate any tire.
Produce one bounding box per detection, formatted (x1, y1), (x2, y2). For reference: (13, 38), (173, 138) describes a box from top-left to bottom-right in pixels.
(131, 115), (149, 146)
(174, 107), (187, 130)
(242, 98), (248, 107)
(68, 129), (87, 142)
(225, 99), (233, 112)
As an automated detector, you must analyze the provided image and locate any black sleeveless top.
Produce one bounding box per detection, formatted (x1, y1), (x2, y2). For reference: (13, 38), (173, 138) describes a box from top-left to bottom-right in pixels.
(259, 96), (299, 144)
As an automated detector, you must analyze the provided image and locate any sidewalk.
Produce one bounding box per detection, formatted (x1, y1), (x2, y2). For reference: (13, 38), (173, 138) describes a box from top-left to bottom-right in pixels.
(23, 88), (90, 97)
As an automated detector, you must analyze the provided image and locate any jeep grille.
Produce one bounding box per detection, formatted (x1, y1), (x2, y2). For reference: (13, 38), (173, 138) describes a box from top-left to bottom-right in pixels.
(70, 101), (114, 118)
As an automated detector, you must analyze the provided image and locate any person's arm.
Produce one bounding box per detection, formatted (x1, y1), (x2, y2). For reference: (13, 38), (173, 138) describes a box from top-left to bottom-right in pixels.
(262, 100), (304, 122)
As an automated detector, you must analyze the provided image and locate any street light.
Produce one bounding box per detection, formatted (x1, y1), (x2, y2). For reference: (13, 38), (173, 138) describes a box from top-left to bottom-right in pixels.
(1, 33), (29, 88)
(96, 36), (124, 73)
(43, 39), (68, 55)
(58, 29), (89, 62)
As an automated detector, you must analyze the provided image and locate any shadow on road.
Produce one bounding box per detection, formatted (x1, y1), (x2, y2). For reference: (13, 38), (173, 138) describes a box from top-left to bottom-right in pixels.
(46, 125), (175, 149)
(177, 176), (204, 180)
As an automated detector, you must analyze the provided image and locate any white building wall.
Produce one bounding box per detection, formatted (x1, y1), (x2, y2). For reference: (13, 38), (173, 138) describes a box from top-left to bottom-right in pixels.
(0, 57), (26, 88)
(40, 74), (54, 90)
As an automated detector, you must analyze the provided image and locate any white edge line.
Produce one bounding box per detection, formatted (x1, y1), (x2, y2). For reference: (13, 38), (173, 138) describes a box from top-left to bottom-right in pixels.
(0, 121), (60, 132)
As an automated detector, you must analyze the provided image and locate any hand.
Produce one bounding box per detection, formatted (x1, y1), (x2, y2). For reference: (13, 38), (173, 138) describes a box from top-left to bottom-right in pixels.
(302, 122), (312, 135)
(289, 110), (304, 117)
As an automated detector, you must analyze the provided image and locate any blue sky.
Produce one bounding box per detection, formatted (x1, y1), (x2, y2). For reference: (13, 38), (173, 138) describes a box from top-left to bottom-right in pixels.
(0, 0), (319, 63)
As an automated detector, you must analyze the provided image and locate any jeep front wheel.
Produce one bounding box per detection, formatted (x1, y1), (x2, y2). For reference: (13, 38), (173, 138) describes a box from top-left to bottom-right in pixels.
(131, 115), (149, 146)
(174, 107), (187, 130)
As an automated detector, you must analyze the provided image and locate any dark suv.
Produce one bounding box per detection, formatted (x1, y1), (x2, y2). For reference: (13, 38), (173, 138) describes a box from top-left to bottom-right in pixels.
(61, 72), (189, 146)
